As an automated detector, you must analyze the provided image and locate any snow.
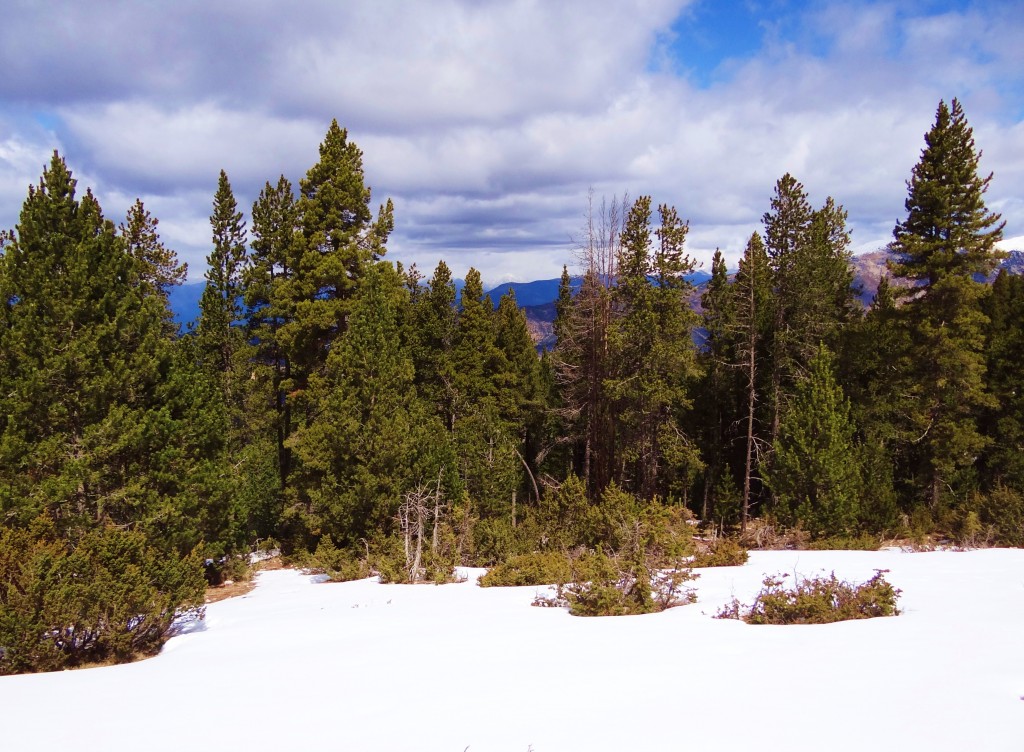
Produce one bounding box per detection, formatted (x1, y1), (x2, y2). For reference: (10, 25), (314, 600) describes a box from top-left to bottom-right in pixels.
(1, 548), (1022, 751)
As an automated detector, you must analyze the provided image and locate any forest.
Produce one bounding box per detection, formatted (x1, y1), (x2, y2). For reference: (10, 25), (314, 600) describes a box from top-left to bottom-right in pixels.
(1, 99), (1020, 674)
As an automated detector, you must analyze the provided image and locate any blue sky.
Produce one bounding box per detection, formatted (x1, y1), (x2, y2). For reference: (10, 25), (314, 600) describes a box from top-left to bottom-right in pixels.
(1, 0), (1021, 284)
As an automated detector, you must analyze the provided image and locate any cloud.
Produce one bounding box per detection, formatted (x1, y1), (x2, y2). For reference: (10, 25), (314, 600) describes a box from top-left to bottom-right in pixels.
(1, 0), (1022, 282)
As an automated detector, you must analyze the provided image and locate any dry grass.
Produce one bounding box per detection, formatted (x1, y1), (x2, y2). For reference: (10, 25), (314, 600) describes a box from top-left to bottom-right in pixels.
(204, 555), (285, 604)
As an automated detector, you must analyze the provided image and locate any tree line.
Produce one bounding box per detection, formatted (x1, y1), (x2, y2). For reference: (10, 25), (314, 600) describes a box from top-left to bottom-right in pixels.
(1, 101), (1020, 673)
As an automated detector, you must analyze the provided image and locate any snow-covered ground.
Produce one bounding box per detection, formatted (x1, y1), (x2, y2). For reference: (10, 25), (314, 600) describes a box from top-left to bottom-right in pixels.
(1, 548), (1022, 751)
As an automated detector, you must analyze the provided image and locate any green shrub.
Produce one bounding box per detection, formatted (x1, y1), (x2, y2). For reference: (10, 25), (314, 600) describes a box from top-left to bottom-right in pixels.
(0, 520), (205, 675)
(307, 536), (370, 582)
(977, 486), (1024, 547)
(479, 551), (573, 587)
(807, 533), (880, 551)
(716, 570), (900, 625)
(371, 531), (462, 585)
(471, 517), (527, 566)
(534, 550), (697, 617)
(691, 538), (749, 567)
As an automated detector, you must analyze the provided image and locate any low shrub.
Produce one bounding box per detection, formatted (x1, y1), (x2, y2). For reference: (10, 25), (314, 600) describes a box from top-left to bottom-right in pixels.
(372, 530), (462, 585)
(807, 533), (880, 551)
(976, 486), (1024, 547)
(716, 569), (900, 625)
(0, 519), (205, 675)
(534, 550), (697, 617)
(307, 536), (371, 582)
(691, 538), (749, 567)
(479, 551), (572, 587)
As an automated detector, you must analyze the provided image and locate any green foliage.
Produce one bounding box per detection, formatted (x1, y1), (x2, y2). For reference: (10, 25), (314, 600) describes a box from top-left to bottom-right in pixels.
(479, 551), (573, 587)
(306, 536), (371, 582)
(973, 486), (1024, 547)
(806, 533), (880, 551)
(0, 520), (205, 675)
(717, 570), (900, 624)
(888, 99), (1005, 508)
(691, 538), (749, 567)
(370, 531), (461, 585)
(766, 344), (862, 537)
(471, 517), (528, 567)
(541, 550), (697, 617)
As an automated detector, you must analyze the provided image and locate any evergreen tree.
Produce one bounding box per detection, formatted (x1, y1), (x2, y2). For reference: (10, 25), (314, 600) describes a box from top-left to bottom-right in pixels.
(552, 197), (622, 497)
(980, 269), (1024, 489)
(766, 344), (862, 537)
(197, 170), (247, 373)
(0, 154), (173, 531)
(194, 171), (280, 551)
(120, 198), (187, 302)
(291, 262), (454, 543)
(888, 98), (1005, 508)
(696, 249), (738, 521)
(0, 154), (207, 671)
(733, 232), (773, 530)
(246, 175), (299, 492)
(410, 261), (459, 430)
(608, 198), (702, 500)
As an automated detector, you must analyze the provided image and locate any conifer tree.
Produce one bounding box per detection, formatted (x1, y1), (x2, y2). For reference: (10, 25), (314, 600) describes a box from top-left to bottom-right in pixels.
(766, 344), (862, 537)
(888, 98), (1005, 508)
(291, 262), (453, 543)
(696, 249), (738, 521)
(0, 154), (173, 531)
(762, 175), (854, 445)
(608, 198), (701, 500)
(246, 175), (299, 491)
(197, 170), (247, 373)
(981, 270), (1024, 489)
(552, 197), (622, 497)
(410, 261), (459, 430)
(733, 232), (773, 530)
(120, 198), (187, 302)
(0, 155), (207, 671)
(194, 171), (280, 550)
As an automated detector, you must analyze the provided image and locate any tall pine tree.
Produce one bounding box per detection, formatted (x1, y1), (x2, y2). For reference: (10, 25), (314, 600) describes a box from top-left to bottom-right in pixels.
(888, 98), (1005, 509)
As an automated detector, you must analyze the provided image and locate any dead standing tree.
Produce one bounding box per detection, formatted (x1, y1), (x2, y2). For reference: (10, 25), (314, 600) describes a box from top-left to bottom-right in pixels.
(397, 470), (445, 583)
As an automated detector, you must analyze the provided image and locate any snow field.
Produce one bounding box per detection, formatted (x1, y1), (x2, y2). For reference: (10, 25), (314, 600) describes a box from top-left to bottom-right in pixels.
(1, 548), (1021, 751)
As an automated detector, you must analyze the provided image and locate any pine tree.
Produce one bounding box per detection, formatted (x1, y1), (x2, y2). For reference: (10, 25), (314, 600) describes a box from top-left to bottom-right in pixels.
(290, 119), (394, 380)
(197, 170), (247, 372)
(608, 198), (702, 500)
(696, 249), (738, 521)
(888, 98), (1005, 508)
(193, 171), (280, 550)
(766, 344), (862, 537)
(120, 198), (187, 302)
(761, 174), (856, 514)
(733, 232), (773, 530)
(0, 155), (208, 671)
(0, 154), (173, 531)
(291, 262), (453, 543)
(980, 270), (1024, 489)
(246, 175), (299, 492)
(410, 261), (459, 430)
(552, 196), (622, 497)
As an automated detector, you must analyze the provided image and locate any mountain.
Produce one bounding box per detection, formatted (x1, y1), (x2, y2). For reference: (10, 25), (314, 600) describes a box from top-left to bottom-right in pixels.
(851, 248), (1024, 305)
(164, 256), (1020, 347)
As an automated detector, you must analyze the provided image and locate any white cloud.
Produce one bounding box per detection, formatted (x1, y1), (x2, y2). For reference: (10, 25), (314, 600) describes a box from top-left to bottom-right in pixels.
(1, 0), (1022, 281)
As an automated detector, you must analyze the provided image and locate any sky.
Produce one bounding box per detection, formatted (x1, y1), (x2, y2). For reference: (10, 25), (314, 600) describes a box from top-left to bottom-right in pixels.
(1, 0), (1022, 285)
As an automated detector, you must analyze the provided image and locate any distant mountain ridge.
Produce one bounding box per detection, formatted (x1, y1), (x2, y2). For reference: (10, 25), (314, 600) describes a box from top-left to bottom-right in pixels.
(166, 255), (1020, 346)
